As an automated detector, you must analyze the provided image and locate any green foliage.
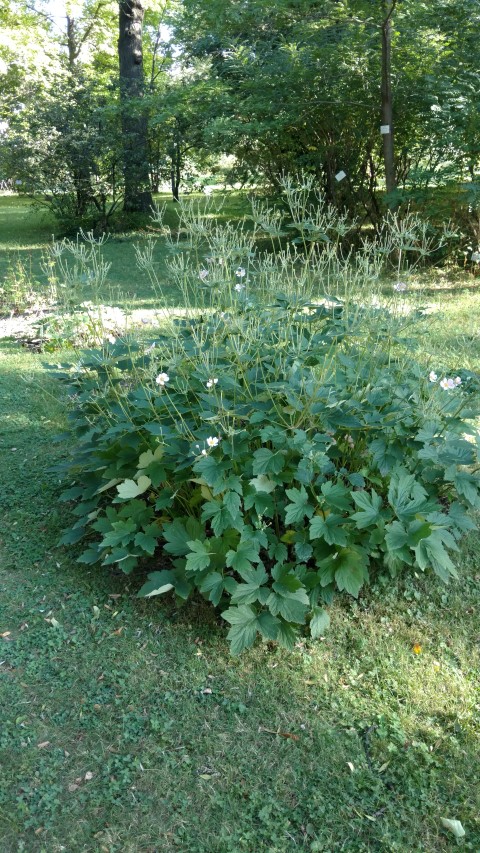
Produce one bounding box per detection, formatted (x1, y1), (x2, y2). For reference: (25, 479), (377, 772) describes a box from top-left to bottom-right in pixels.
(54, 206), (480, 654)
(0, 256), (41, 315)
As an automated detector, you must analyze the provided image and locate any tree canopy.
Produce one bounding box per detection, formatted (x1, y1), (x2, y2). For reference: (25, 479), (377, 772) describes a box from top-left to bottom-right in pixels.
(0, 0), (478, 226)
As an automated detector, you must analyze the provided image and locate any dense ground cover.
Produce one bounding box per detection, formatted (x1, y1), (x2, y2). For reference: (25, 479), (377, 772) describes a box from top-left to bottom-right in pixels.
(0, 197), (479, 851)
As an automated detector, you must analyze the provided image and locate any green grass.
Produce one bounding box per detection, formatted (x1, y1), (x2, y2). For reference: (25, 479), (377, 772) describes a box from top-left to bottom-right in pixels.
(0, 193), (253, 311)
(1, 198), (480, 852)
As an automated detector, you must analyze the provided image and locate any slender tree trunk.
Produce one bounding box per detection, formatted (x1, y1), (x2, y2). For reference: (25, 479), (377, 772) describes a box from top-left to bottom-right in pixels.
(118, 0), (153, 213)
(381, 0), (396, 204)
(66, 15), (95, 217)
(170, 122), (182, 202)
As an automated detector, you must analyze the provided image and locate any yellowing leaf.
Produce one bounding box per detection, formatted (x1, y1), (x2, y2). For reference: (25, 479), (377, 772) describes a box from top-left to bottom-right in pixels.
(200, 484), (214, 501)
(95, 478), (121, 495)
(249, 474), (277, 493)
(144, 582), (174, 597)
(280, 529), (296, 544)
(116, 475), (151, 500)
(138, 445), (164, 469)
(440, 818), (465, 839)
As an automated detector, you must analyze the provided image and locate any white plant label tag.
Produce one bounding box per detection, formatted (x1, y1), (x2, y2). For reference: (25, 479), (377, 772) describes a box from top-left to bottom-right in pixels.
(335, 170), (346, 182)
(380, 125), (390, 134)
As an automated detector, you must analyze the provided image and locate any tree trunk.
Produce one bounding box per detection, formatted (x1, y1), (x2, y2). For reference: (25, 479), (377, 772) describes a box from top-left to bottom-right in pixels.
(170, 123), (182, 202)
(381, 0), (396, 204)
(118, 0), (153, 213)
(66, 16), (95, 217)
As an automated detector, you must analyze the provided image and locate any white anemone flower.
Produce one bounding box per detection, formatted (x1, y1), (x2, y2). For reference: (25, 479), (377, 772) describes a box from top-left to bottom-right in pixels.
(429, 371), (438, 382)
(206, 378), (218, 388)
(454, 376), (462, 386)
(206, 436), (220, 448)
(440, 377), (456, 390)
(199, 268), (209, 281)
(234, 282), (245, 292)
(235, 267), (246, 278)
(155, 372), (170, 387)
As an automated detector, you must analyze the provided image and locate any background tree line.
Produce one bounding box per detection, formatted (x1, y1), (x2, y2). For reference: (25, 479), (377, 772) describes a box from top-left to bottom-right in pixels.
(0, 0), (479, 242)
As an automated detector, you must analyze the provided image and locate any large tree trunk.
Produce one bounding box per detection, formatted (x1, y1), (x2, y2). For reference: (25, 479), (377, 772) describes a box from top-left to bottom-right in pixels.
(381, 0), (397, 205)
(118, 0), (153, 213)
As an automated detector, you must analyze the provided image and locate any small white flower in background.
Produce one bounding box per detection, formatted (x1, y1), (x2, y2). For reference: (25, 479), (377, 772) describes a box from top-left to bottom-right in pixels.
(440, 377), (456, 390)
(471, 251), (480, 263)
(201, 448), (207, 455)
(106, 334), (116, 344)
(199, 268), (209, 281)
(206, 378), (218, 388)
(155, 372), (169, 387)
(429, 371), (438, 382)
(345, 434), (355, 448)
(454, 376), (462, 385)
(235, 267), (246, 278)
(206, 436), (220, 448)
(203, 186), (213, 195)
(234, 282), (245, 293)
(393, 281), (407, 292)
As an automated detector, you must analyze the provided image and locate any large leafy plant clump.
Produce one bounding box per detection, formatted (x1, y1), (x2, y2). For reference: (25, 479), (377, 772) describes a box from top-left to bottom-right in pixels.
(54, 286), (480, 654)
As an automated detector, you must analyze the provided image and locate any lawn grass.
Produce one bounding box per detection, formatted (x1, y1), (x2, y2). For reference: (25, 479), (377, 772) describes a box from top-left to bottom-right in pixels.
(0, 193), (253, 311)
(0, 197), (480, 852)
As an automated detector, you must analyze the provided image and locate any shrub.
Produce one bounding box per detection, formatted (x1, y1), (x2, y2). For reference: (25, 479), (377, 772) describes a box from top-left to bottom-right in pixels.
(0, 257), (42, 316)
(54, 197), (480, 654)
(30, 302), (127, 352)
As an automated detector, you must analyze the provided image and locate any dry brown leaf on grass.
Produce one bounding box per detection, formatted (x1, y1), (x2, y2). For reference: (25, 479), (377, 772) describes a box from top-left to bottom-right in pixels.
(259, 726), (300, 741)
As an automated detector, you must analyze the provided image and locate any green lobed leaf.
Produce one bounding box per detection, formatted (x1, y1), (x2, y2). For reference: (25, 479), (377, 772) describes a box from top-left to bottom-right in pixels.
(226, 539), (261, 574)
(284, 486), (314, 524)
(310, 607), (330, 639)
(309, 514), (348, 546)
(185, 539), (212, 573)
(222, 605), (259, 655)
(351, 489), (383, 528)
